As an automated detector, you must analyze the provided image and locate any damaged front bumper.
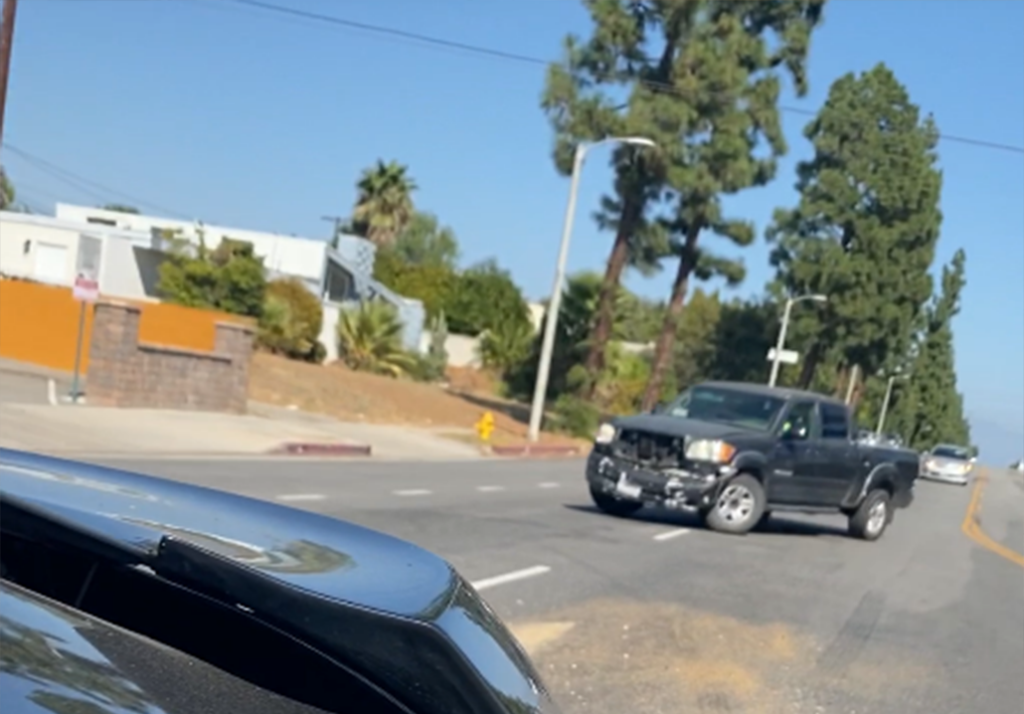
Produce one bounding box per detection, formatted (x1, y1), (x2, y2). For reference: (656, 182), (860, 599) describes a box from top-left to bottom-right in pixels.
(585, 450), (731, 511)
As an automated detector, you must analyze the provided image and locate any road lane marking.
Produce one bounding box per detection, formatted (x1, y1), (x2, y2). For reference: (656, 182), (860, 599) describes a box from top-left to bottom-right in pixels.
(961, 469), (1024, 569)
(652, 528), (691, 542)
(394, 489), (432, 497)
(276, 493), (326, 502)
(477, 485), (506, 493)
(538, 482), (561, 489)
(471, 565), (551, 591)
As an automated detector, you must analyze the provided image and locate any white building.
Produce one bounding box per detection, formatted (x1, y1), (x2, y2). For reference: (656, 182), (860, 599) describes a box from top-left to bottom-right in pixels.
(0, 204), (426, 358)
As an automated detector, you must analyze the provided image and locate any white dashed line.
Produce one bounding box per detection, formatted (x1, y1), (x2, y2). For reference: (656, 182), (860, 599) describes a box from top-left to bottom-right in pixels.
(476, 485), (506, 493)
(276, 493), (326, 502)
(393, 489), (432, 497)
(471, 565), (552, 591)
(652, 528), (691, 541)
(538, 482), (561, 489)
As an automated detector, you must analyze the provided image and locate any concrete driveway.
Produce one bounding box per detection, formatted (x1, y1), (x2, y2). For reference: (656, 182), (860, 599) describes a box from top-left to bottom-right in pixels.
(83, 457), (1024, 714)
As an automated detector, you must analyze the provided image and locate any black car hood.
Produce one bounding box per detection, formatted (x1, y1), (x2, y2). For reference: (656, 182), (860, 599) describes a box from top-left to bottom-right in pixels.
(0, 448), (560, 714)
(611, 413), (756, 440)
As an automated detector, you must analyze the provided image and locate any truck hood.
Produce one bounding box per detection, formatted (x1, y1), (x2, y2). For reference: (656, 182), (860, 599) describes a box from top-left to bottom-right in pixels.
(610, 413), (758, 441)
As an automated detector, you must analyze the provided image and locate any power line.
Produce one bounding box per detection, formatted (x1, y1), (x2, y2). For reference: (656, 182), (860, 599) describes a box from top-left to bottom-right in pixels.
(221, 0), (1024, 156)
(2, 141), (190, 217)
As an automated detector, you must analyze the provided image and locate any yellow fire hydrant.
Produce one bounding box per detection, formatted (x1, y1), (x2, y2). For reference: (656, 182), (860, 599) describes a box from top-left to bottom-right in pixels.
(475, 411), (495, 443)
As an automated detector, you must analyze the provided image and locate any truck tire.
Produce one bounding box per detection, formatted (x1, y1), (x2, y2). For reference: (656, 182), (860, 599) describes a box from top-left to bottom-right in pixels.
(848, 489), (891, 541)
(753, 510), (773, 531)
(704, 474), (766, 535)
(590, 488), (643, 518)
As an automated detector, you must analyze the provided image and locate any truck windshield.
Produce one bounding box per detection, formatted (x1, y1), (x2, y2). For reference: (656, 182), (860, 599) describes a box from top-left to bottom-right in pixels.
(665, 386), (785, 431)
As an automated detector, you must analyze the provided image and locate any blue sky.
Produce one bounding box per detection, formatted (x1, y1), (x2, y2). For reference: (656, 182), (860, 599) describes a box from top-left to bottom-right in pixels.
(5, 0), (1022, 462)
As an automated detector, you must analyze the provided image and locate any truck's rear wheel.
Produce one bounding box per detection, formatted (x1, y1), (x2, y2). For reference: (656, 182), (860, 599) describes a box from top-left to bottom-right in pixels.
(590, 488), (643, 518)
(848, 489), (891, 541)
(704, 474), (766, 535)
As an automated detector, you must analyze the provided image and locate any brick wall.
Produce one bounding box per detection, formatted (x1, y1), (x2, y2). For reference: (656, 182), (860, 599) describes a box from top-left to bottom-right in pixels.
(87, 301), (254, 413)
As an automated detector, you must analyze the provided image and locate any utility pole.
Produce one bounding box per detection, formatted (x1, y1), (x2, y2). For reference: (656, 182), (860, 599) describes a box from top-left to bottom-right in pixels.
(0, 0), (18, 161)
(321, 215), (345, 246)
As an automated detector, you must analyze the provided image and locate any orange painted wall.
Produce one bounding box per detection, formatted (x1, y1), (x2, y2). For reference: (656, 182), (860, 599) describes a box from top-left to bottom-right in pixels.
(0, 280), (252, 374)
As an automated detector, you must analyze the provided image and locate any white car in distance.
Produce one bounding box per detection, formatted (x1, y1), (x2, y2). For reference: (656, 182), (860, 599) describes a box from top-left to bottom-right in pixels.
(920, 444), (974, 486)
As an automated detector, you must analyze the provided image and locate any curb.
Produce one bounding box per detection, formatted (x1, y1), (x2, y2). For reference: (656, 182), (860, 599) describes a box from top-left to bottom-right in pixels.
(486, 444), (582, 458)
(268, 442), (373, 457)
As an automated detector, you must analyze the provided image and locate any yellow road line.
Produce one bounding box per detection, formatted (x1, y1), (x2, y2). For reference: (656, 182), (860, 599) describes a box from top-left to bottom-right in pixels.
(960, 468), (1024, 569)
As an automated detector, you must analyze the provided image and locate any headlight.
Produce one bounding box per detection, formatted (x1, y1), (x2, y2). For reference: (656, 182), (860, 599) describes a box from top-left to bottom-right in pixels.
(685, 439), (736, 463)
(594, 423), (617, 444)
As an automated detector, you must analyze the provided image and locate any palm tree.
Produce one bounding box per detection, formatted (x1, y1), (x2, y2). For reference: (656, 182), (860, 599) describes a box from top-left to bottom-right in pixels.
(336, 300), (416, 377)
(351, 160), (417, 247)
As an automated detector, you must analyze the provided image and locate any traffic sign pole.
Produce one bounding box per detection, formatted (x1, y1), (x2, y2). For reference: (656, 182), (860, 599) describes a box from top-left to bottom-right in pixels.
(69, 300), (86, 402)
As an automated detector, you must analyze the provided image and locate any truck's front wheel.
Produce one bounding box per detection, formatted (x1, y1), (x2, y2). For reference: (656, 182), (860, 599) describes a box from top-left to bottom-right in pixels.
(848, 490), (891, 541)
(590, 488), (643, 518)
(704, 474), (766, 535)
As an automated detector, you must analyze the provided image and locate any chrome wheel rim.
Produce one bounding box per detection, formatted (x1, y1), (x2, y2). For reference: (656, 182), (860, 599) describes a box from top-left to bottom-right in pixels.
(716, 484), (755, 524)
(866, 500), (887, 535)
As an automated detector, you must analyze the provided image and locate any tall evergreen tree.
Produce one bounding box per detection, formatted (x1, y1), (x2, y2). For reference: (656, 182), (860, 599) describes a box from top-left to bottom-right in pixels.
(768, 63), (944, 399)
(542, 0), (826, 403)
(887, 249), (971, 449)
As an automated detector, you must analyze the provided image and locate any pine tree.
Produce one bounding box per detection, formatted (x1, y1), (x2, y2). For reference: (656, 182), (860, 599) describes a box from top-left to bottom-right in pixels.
(888, 249), (971, 449)
(768, 63), (944, 399)
(541, 0), (826, 403)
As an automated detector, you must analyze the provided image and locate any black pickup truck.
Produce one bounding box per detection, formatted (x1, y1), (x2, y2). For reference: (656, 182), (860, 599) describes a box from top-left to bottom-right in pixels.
(586, 381), (918, 541)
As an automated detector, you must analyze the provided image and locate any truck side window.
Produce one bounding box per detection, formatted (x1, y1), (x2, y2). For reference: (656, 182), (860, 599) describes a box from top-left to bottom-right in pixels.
(820, 404), (850, 440)
(781, 401), (816, 440)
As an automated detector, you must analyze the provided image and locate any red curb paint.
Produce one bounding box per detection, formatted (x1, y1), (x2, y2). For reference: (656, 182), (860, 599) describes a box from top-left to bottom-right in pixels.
(269, 442), (372, 457)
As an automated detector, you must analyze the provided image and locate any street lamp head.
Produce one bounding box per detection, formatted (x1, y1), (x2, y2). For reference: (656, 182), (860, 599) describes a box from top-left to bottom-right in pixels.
(620, 137), (657, 148)
(810, 294), (828, 303)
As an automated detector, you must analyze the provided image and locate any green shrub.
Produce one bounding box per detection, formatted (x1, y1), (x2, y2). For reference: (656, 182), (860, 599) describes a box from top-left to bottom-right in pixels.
(158, 234), (266, 318)
(257, 278), (325, 362)
(479, 320), (533, 375)
(336, 300), (416, 377)
(547, 394), (600, 439)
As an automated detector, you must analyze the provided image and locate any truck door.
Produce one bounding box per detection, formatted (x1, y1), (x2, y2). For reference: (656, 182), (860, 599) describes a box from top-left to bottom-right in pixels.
(816, 403), (860, 505)
(767, 400), (821, 504)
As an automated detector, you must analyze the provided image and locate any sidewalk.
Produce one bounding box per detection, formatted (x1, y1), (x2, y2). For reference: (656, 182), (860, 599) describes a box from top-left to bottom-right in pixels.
(0, 401), (483, 461)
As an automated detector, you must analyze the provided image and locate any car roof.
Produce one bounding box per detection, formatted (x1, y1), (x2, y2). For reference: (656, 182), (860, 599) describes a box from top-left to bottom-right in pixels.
(700, 381), (848, 407)
(0, 448), (558, 714)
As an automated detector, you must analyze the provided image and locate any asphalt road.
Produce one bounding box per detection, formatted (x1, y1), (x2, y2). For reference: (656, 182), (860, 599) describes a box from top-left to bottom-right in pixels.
(85, 456), (1024, 714)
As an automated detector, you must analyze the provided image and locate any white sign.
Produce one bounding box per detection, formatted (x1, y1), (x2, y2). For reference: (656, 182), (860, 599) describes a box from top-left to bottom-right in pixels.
(766, 347), (800, 365)
(73, 234), (103, 302)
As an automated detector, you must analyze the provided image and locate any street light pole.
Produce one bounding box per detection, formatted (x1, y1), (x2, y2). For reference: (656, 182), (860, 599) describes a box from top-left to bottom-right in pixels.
(768, 293), (827, 388)
(526, 136), (656, 443)
(876, 373), (906, 434)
